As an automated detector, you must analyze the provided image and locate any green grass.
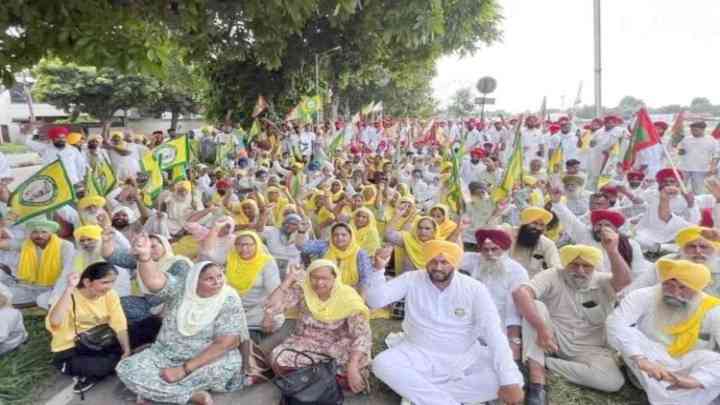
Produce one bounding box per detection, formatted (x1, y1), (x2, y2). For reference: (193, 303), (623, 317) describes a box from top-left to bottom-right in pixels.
(0, 143), (29, 154)
(369, 319), (649, 405)
(0, 313), (54, 405)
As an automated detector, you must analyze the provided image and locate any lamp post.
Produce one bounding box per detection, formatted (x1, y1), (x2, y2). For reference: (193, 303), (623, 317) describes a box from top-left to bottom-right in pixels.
(593, 0), (602, 117)
(315, 46), (342, 125)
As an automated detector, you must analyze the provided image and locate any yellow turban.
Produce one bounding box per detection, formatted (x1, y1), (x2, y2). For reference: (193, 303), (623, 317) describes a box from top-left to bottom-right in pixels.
(176, 180), (192, 191)
(78, 195), (106, 210)
(524, 175), (538, 186)
(657, 258), (711, 292)
(68, 132), (83, 145)
(424, 240), (463, 268)
(675, 226), (720, 250)
(520, 207), (553, 225)
(559, 244), (603, 268)
(73, 225), (103, 241)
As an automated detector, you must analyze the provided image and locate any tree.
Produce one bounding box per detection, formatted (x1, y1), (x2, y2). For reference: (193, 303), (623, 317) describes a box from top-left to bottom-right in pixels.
(32, 60), (157, 135)
(143, 59), (206, 130)
(690, 97), (713, 114)
(446, 87), (476, 118)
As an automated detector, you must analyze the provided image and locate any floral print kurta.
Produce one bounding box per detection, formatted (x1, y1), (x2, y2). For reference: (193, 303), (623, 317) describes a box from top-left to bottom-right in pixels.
(271, 284), (372, 375)
(116, 269), (249, 404)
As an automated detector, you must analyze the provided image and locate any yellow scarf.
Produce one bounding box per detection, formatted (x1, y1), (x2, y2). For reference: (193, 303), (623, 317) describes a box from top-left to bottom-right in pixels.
(352, 208), (381, 256)
(362, 185), (377, 206)
(665, 294), (720, 357)
(302, 259), (369, 322)
(17, 235), (63, 287)
(225, 231), (273, 295)
(431, 204), (458, 240)
(232, 199), (258, 225)
(401, 217), (438, 269)
(267, 187), (289, 226)
(324, 225), (362, 287)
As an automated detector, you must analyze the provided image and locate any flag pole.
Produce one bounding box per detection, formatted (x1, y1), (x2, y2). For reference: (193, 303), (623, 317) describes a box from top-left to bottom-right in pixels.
(658, 136), (689, 195)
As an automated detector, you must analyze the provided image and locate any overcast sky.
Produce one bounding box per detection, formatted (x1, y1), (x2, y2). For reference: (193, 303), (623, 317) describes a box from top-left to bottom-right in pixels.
(432, 0), (720, 112)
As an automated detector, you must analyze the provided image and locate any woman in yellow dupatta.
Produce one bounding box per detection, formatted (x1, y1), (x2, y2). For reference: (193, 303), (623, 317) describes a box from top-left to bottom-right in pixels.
(323, 223), (366, 289)
(266, 186), (290, 226)
(352, 208), (381, 256)
(225, 231), (274, 296)
(384, 196), (419, 274)
(429, 204), (458, 240)
(266, 259), (371, 394)
(231, 199), (260, 230)
(361, 185), (377, 207)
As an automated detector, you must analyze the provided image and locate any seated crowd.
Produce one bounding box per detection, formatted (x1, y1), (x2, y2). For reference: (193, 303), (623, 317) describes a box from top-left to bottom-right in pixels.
(1, 120), (720, 405)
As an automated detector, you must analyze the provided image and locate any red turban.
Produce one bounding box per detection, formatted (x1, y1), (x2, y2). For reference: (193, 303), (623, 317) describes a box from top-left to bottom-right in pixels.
(599, 184), (619, 195)
(603, 115), (621, 125)
(591, 118), (603, 126)
(701, 208), (714, 228)
(216, 178), (232, 190)
(470, 148), (486, 159)
(48, 127), (69, 141)
(654, 121), (668, 130)
(590, 209), (626, 228)
(655, 168), (683, 183)
(558, 116), (570, 123)
(627, 171), (645, 181)
(475, 229), (512, 250)
(549, 124), (561, 135)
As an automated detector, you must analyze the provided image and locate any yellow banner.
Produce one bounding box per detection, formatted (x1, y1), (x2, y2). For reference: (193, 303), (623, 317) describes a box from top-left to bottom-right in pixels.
(10, 159), (76, 224)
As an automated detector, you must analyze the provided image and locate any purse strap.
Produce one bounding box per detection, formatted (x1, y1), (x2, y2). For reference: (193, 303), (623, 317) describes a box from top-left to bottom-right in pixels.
(273, 348), (334, 369)
(70, 293), (79, 339)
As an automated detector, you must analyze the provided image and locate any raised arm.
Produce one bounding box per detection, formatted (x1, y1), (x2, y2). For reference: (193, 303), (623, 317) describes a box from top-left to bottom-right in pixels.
(131, 233), (168, 292)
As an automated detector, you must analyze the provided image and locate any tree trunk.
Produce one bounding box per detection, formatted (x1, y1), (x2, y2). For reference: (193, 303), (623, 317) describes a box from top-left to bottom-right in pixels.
(170, 110), (179, 131)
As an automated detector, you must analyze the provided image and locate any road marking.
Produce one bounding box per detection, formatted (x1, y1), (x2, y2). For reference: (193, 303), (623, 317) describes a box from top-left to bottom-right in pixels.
(45, 383), (74, 405)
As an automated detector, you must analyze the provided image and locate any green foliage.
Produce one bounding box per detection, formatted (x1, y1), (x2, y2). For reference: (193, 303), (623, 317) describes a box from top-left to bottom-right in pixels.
(32, 59), (157, 126)
(446, 87), (477, 118)
(142, 58), (206, 129)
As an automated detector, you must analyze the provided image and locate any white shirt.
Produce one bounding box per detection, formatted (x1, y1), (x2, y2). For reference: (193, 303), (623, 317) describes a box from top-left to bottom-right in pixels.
(298, 131), (316, 157)
(366, 270), (523, 387)
(460, 158), (487, 185)
(607, 286), (720, 358)
(678, 135), (720, 172)
(522, 128), (545, 166)
(460, 254), (528, 327)
(24, 138), (85, 184)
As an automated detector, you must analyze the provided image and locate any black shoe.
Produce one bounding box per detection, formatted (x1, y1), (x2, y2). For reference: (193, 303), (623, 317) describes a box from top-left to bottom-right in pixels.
(73, 377), (97, 394)
(525, 383), (547, 405)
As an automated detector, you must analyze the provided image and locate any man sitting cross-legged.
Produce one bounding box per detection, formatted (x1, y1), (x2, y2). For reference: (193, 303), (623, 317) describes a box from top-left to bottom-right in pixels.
(368, 240), (524, 405)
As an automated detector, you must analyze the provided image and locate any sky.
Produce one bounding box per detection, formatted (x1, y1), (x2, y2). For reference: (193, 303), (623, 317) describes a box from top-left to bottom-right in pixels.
(432, 0), (720, 112)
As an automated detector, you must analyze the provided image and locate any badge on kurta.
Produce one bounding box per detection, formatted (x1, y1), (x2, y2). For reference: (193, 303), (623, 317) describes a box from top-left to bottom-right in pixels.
(454, 308), (466, 317)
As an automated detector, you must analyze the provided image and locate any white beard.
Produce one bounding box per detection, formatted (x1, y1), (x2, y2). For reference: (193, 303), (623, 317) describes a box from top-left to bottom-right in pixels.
(652, 286), (701, 332)
(475, 255), (507, 282)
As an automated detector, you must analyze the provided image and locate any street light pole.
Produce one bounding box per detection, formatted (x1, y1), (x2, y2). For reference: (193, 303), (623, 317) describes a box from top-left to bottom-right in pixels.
(314, 46), (342, 126)
(593, 0), (602, 117)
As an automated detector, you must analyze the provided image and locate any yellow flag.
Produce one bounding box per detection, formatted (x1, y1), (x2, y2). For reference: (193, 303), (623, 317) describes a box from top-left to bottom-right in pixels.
(493, 121), (524, 202)
(140, 151), (163, 205)
(153, 135), (189, 170)
(10, 159), (76, 224)
(92, 157), (117, 196)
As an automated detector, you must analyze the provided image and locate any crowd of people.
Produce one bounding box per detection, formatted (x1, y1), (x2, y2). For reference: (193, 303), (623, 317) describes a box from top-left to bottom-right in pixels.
(0, 113), (720, 405)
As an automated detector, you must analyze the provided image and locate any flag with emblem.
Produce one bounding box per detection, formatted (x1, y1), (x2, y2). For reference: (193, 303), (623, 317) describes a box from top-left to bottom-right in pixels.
(153, 135), (189, 171)
(10, 159), (76, 224)
(90, 156), (117, 196)
(140, 151), (163, 205)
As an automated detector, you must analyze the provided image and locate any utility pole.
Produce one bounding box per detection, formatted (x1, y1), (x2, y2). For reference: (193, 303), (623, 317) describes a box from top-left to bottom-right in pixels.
(593, 0), (602, 117)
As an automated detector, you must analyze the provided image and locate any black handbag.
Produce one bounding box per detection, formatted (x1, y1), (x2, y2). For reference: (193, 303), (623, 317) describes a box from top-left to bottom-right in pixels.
(271, 349), (344, 405)
(71, 294), (118, 353)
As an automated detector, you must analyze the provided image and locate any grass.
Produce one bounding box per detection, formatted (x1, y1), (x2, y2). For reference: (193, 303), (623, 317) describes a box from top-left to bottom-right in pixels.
(0, 312), (54, 405)
(3, 315), (650, 404)
(369, 319), (649, 405)
(0, 144), (29, 154)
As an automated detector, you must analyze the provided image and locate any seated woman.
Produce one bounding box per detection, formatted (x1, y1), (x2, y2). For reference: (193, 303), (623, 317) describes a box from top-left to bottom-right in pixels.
(296, 222), (372, 295)
(429, 204), (459, 240)
(385, 213), (439, 273)
(0, 282), (27, 355)
(225, 231), (283, 342)
(46, 263), (159, 394)
(117, 234), (250, 405)
(103, 232), (192, 322)
(351, 208), (382, 256)
(266, 259), (372, 394)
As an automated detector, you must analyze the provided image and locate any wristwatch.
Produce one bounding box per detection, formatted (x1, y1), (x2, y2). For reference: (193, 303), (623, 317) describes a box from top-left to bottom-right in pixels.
(509, 337), (522, 345)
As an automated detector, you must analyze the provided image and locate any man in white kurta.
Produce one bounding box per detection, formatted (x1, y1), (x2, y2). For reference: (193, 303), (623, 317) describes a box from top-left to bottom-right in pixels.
(24, 127), (85, 185)
(513, 243), (632, 403)
(369, 241), (524, 405)
(606, 258), (720, 405)
(634, 168), (700, 251)
(677, 121), (720, 195)
(460, 228), (529, 361)
(587, 116), (626, 189)
(627, 226), (720, 297)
